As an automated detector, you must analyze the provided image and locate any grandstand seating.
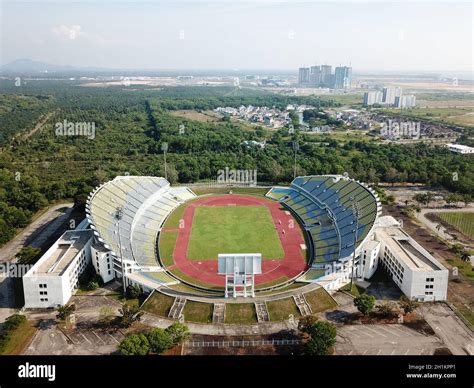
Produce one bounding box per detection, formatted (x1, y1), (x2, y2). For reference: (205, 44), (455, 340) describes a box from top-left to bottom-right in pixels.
(86, 177), (196, 269)
(269, 175), (380, 264)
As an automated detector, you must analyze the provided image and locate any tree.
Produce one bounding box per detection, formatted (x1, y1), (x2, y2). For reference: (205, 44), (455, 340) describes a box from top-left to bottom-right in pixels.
(3, 314), (27, 331)
(165, 322), (191, 345)
(118, 304), (143, 328)
(118, 334), (150, 356)
(354, 294), (376, 315)
(146, 328), (173, 354)
(460, 251), (471, 263)
(126, 284), (141, 300)
(399, 295), (420, 314)
(16, 246), (41, 264)
(297, 315), (319, 335)
(376, 301), (398, 319)
(87, 280), (99, 291)
(385, 168), (399, 186)
(302, 320), (337, 356)
(56, 303), (76, 320)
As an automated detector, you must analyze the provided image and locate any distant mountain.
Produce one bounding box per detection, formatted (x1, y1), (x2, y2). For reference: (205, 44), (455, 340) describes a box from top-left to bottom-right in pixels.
(0, 58), (77, 73)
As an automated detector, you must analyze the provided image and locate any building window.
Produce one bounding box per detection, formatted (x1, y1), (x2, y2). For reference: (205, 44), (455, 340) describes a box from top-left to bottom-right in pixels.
(426, 278), (434, 282)
(40, 298), (49, 302)
(39, 291), (48, 295)
(39, 284), (47, 289)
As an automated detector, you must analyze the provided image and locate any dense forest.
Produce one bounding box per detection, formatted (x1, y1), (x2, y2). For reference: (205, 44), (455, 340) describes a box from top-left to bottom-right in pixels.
(0, 80), (472, 246)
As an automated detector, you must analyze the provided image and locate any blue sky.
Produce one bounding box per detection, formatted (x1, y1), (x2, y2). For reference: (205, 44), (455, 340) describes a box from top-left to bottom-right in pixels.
(1, 1), (472, 71)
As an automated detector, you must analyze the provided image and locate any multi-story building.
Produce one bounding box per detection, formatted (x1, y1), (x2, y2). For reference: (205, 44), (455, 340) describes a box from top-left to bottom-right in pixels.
(23, 229), (94, 308)
(395, 94), (416, 108)
(309, 65), (321, 86)
(320, 65), (333, 87)
(373, 217), (448, 301)
(382, 87), (402, 105)
(446, 143), (474, 154)
(334, 66), (352, 89)
(298, 67), (310, 84)
(363, 91), (383, 106)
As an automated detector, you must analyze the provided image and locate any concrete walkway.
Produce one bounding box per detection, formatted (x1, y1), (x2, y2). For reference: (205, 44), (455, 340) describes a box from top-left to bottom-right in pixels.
(159, 281), (321, 303)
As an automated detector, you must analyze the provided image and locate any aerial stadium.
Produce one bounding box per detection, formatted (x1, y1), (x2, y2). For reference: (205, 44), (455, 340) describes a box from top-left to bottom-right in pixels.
(83, 175), (379, 295)
(23, 173), (449, 322)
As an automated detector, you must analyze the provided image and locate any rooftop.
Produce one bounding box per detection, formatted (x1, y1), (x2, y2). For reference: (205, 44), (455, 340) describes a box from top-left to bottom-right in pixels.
(377, 227), (444, 272)
(33, 230), (93, 276)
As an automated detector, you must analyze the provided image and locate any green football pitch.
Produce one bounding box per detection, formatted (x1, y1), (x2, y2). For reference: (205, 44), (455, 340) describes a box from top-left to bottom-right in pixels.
(187, 205), (285, 260)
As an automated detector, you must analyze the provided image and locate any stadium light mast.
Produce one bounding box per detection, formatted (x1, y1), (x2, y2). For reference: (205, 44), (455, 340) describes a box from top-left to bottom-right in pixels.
(350, 201), (360, 291)
(114, 206), (127, 294)
(292, 140), (299, 179)
(161, 142), (168, 181)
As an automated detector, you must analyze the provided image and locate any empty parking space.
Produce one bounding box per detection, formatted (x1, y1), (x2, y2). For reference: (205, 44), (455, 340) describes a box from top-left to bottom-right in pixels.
(336, 324), (445, 355)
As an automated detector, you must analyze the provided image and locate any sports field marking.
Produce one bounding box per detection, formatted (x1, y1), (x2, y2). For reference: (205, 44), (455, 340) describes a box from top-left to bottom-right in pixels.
(187, 205), (285, 261)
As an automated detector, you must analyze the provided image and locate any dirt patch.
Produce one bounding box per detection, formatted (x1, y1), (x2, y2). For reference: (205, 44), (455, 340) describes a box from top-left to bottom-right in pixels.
(169, 110), (219, 123)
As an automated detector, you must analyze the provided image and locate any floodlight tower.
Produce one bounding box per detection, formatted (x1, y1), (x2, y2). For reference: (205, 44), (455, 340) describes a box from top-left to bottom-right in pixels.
(161, 142), (168, 181)
(292, 140), (299, 179)
(350, 200), (360, 291)
(114, 206), (127, 294)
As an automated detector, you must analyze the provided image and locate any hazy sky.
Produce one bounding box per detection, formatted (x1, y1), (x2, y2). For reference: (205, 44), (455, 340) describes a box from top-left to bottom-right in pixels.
(1, 1), (472, 71)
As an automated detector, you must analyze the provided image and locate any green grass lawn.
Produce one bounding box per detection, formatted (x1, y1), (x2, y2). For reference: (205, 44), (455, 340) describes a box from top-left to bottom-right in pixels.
(437, 212), (474, 239)
(141, 292), (176, 317)
(187, 205), (284, 260)
(159, 231), (178, 266)
(162, 203), (187, 228)
(0, 320), (37, 355)
(183, 301), (213, 323)
(224, 303), (258, 324)
(266, 298), (301, 321)
(304, 288), (337, 313)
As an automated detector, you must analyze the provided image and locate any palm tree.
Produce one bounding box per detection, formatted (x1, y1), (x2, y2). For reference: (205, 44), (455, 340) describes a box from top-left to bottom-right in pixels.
(461, 252), (471, 263)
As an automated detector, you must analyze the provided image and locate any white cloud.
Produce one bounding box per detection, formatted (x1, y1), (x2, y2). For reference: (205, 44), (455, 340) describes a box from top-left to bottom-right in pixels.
(52, 25), (83, 40)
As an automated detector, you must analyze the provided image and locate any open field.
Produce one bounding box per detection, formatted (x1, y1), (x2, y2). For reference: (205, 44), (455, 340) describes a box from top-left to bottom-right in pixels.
(224, 303), (258, 324)
(187, 205), (284, 260)
(304, 288), (338, 313)
(169, 109), (220, 122)
(381, 107), (474, 127)
(266, 298), (301, 321)
(183, 301), (213, 323)
(141, 291), (176, 317)
(436, 212), (474, 239)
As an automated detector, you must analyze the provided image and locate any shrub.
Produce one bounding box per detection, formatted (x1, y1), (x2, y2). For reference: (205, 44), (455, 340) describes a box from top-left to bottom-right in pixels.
(303, 321), (337, 356)
(146, 328), (173, 354)
(354, 293), (376, 315)
(165, 323), (191, 345)
(118, 334), (150, 356)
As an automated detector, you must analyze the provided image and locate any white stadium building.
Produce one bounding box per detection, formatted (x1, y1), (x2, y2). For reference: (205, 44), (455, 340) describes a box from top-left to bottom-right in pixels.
(23, 175), (448, 309)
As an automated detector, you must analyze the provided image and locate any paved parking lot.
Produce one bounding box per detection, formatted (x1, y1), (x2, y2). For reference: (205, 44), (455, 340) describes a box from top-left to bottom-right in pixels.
(336, 324), (445, 355)
(24, 320), (124, 355)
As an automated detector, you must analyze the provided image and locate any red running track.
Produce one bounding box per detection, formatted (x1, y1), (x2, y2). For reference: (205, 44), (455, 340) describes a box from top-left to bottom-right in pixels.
(162, 194), (308, 286)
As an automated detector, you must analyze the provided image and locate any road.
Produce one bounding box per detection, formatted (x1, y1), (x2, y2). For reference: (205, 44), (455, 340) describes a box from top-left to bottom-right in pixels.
(0, 203), (74, 263)
(419, 303), (474, 355)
